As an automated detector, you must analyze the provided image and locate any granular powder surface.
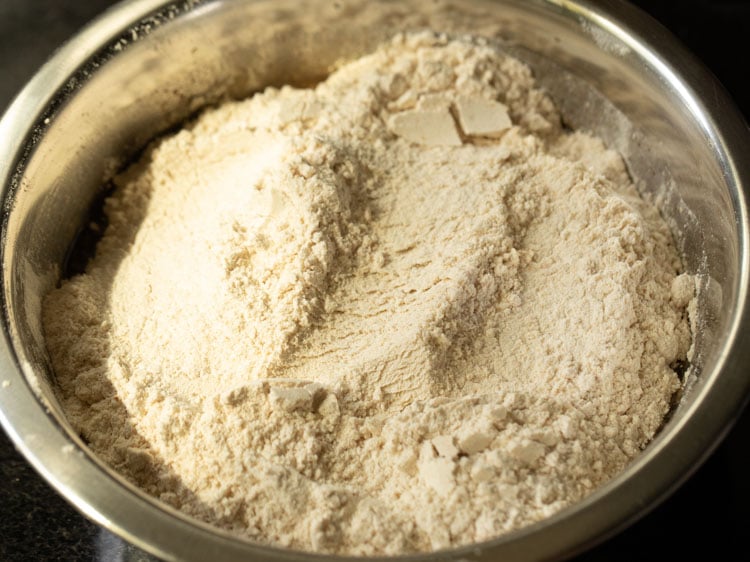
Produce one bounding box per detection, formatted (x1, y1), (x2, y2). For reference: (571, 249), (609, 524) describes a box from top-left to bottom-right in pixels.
(43, 33), (694, 555)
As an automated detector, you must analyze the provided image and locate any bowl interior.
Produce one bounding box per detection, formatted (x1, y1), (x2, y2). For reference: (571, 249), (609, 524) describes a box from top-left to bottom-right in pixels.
(1, 0), (747, 560)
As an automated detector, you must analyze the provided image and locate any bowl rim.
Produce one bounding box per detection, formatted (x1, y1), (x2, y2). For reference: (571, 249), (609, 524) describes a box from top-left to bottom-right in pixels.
(1, 0), (749, 560)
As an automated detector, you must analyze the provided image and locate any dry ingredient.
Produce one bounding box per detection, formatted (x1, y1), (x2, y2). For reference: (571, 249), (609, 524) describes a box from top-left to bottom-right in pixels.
(43, 32), (694, 555)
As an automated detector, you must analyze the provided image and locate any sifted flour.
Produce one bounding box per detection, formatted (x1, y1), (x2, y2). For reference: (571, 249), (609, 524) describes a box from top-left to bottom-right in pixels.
(43, 32), (694, 555)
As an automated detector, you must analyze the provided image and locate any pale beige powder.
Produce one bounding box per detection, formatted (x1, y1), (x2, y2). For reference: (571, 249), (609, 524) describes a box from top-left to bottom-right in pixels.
(43, 32), (693, 555)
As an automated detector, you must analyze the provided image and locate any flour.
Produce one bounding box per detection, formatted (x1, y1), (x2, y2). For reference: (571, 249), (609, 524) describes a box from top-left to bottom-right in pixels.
(42, 32), (694, 555)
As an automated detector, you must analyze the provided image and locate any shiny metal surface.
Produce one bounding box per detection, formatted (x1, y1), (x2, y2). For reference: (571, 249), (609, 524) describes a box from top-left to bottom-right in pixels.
(0, 0), (748, 560)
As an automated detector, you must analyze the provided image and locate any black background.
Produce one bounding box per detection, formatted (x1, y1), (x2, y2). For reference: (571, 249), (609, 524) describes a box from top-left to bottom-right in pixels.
(0, 1), (748, 560)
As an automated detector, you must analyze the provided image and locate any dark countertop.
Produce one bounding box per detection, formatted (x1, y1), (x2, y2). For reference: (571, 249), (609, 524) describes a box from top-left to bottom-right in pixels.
(1, 1), (748, 561)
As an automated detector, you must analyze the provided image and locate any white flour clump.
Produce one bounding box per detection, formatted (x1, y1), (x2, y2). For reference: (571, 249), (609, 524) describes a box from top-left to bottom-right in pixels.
(43, 32), (694, 555)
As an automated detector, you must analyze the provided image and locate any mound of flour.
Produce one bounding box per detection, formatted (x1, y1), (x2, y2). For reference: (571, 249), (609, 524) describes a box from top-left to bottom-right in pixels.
(43, 32), (694, 555)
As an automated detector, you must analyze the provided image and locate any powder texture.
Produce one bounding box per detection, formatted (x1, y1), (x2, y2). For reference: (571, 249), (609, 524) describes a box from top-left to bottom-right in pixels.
(43, 32), (693, 555)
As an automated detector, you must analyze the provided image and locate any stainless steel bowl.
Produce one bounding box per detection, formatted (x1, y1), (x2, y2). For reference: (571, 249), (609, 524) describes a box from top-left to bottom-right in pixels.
(1, 1), (748, 560)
